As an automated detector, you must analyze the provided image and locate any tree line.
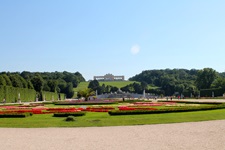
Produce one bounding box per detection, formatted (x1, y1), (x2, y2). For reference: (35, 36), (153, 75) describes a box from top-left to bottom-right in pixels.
(129, 68), (225, 97)
(78, 68), (225, 98)
(0, 71), (85, 98)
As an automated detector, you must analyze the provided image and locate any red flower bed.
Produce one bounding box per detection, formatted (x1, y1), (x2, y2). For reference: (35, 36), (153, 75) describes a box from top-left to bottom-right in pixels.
(84, 106), (115, 112)
(118, 106), (157, 111)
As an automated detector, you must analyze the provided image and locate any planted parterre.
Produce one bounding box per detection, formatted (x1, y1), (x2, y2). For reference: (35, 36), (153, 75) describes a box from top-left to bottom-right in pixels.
(53, 99), (118, 105)
(108, 101), (225, 115)
(0, 100), (225, 127)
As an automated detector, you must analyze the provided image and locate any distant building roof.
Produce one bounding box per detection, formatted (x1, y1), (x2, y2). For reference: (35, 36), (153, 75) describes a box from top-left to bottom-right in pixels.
(94, 74), (125, 81)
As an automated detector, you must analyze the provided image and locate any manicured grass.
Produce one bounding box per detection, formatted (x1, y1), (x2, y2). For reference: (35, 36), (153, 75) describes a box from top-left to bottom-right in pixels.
(99, 81), (137, 88)
(1, 109), (225, 128)
(74, 81), (139, 92)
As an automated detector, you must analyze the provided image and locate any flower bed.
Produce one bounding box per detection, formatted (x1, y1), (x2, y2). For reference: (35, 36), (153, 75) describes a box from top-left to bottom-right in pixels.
(84, 106), (115, 112)
(109, 104), (225, 115)
(118, 106), (157, 111)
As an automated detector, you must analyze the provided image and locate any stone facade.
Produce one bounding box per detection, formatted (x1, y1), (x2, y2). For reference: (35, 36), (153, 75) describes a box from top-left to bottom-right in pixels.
(94, 73), (125, 81)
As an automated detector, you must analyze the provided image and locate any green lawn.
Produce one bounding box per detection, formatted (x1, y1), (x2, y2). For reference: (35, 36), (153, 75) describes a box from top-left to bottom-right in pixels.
(1, 109), (225, 128)
(73, 81), (138, 97)
(73, 81), (159, 97)
(74, 81), (138, 92)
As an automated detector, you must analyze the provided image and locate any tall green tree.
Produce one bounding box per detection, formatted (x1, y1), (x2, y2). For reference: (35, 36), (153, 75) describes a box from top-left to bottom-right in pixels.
(65, 82), (74, 98)
(0, 75), (6, 86)
(195, 68), (217, 89)
(31, 75), (44, 92)
(88, 80), (100, 91)
(9, 74), (23, 88)
(47, 80), (58, 92)
(2, 74), (12, 86)
(77, 88), (95, 101)
(211, 77), (225, 90)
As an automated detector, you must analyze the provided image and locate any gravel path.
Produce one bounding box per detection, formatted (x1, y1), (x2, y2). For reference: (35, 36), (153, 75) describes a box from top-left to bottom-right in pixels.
(1, 120), (225, 150)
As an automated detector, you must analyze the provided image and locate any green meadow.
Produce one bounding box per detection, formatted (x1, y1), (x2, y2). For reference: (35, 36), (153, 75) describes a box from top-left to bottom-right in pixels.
(1, 109), (225, 128)
(74, 81), (137, 93)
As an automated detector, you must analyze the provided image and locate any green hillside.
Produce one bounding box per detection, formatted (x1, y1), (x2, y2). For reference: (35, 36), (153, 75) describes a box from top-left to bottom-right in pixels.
(74, 81), (137, 92)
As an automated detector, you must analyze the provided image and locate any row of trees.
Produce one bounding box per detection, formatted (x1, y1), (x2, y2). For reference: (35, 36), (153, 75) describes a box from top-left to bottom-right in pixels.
(77, 80), (121, 100)
(128, 68), (225, 97)
(0, 71), (85, 98)
(78, 68), (225, 98)
(78, 68), (223, 98)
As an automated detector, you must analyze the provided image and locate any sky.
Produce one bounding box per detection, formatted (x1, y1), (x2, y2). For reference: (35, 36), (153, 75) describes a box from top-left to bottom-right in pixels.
(0, 0), (225, 81)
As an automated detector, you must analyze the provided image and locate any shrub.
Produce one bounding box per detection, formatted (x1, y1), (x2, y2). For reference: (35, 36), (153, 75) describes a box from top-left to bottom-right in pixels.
(65, 115), (76, 122)
(0, 112), (32, 118)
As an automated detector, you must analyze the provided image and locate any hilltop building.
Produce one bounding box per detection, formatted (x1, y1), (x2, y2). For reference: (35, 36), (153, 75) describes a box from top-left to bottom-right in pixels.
(94, 73), (125, 81)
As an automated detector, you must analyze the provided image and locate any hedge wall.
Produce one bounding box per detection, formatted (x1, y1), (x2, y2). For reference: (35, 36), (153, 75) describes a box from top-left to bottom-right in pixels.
(0, 86), (66, 103)
(0, 86), (36, 103)
(200, 88), (224, 97)
(42, 91), (65, 101)
(59, 93), (66, 100)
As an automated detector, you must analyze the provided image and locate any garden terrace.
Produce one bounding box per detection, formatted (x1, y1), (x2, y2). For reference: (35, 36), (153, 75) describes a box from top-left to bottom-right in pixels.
(54, 99), (118, 105)
(1, 100), (225, 127)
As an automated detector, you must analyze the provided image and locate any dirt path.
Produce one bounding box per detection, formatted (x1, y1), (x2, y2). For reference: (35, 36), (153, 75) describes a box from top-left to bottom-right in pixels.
(1, 120), (225, 150)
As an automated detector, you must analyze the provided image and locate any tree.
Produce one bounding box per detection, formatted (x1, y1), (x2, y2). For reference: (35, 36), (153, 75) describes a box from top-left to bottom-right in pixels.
(88, 80), (100, 91)
(47, 80), (58, 92)
(211, 77), (225, 90)
(77, 88), (95, 101)
(43, 83), (51, 91)
(195, 68), (217, 89)
(58, 79), (67, 93)
(31, 75), (44, 92)
(64, 82), (74, 98)
(0, 75), (6, 86)
(2, 74), (12, 86)
(141, 81), (148, 90)
(27, 80), (34, 89)
(9, 74), (23, 88)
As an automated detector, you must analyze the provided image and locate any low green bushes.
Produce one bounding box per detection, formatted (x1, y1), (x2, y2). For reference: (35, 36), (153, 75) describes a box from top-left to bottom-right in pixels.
(0, 113), (33, 118)
(158, 100), (224, 105)
(53, 111), (86, 117)
(64, 116), (76, 122)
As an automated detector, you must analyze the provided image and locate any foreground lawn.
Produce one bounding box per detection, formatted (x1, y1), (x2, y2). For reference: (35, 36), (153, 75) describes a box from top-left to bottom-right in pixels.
(1, 109), (225, 128)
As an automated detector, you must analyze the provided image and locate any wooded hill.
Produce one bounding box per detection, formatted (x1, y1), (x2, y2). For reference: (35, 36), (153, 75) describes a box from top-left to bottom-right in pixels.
(1, 68), (225, 99)
(0, 71), (85, 99)
(129, 68), (225, 97)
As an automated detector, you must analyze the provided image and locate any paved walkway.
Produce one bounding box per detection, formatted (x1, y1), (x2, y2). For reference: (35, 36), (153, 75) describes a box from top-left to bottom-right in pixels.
(0, 120), (225, 150)
(1, 99), (225, 150)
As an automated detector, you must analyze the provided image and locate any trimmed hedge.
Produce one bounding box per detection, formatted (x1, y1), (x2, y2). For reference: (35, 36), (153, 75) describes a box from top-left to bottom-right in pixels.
(108, 104), (225, 115)
(0, 86), (36, 103)
(200, 88), (224, 97)
(0, 113), (33, 118)
(42, 91), (59, 101)
(158, 100), (224, 105)
(42, 91), (66, 101)
(53, 112), (86, 117)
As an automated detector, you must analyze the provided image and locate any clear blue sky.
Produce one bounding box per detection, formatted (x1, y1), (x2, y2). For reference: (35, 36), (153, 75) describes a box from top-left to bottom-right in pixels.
(1, 0), (225, 81)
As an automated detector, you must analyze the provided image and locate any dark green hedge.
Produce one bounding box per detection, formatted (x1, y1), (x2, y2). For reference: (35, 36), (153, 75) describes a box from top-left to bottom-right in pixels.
(0, 113), (33, 118)
(200, 88), (224, 97)
(0, 86), (36, 103)
(41, 91), (65, 101)
(108, 104), (225, 115)
(53, 112), (86, 117)
(158, 100), (224, 105)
